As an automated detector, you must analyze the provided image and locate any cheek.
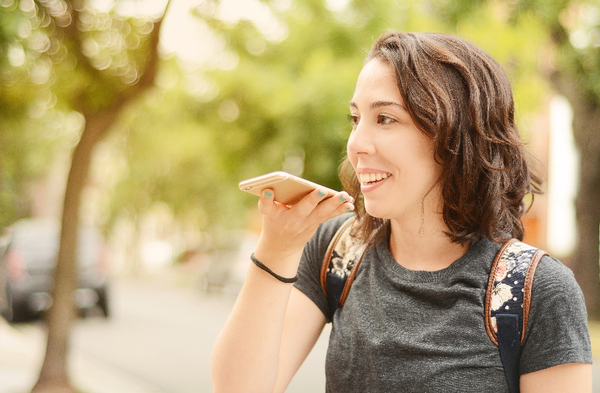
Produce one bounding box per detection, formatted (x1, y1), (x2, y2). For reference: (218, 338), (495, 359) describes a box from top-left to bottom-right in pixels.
(346, 144), (358, 168)
(412, 134), (438, 169)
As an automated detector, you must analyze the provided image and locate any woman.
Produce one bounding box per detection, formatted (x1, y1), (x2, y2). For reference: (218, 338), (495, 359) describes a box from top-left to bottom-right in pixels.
(211, 31), (592, 392)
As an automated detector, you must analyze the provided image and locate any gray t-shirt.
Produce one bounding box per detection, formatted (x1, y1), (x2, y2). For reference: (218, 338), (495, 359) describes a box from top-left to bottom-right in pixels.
(295, 214), (592, 392)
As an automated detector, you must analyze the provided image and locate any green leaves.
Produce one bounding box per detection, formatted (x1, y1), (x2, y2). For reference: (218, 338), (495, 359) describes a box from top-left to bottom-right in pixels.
(4, 0), (588, 235)
(107, 0), (557, 233)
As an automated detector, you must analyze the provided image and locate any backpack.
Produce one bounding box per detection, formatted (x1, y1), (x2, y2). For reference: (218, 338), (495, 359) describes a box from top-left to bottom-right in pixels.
(320, 215), (548, 393)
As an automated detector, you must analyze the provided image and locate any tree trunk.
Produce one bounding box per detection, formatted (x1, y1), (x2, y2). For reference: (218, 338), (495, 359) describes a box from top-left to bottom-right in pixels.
(570, 104), (600, 320)
(31, 110), (120, 393)
(29, 1), (167, 386)
(552, 71), (600, 320)
(572, 147), (600, 319)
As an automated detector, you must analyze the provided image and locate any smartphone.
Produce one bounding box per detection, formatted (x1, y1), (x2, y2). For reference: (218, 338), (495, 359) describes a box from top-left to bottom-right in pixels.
(238, 171), (338, 205)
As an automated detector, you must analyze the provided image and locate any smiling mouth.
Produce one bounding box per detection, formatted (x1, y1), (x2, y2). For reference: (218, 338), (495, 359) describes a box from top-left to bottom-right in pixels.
(358, 172), (391, 185)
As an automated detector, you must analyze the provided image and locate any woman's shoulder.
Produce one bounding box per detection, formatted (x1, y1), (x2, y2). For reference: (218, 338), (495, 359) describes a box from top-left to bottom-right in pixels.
(533, 254), (581, 297)
(527, 253), (586, 329)
(520, 253), (592, 373)
(295, 214), (356, 321)
(312, 213), (355, 245)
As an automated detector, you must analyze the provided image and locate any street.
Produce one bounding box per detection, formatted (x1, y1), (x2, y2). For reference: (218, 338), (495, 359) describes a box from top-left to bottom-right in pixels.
(0, 272), (330, 393)
(1, 271), (599, 393)
(72, 275), (328, 392)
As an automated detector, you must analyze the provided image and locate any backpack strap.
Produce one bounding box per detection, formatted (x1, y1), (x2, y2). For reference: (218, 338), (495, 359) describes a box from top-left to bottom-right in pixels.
(320, 215), (367, 318)
(484, 238), (548, 393)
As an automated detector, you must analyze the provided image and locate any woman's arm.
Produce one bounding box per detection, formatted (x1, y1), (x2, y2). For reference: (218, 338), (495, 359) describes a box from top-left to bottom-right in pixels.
(520, 362), (592, 393)
(273, 287), (328, 392)
(518, 256), (593, 392)
(211, 187), (352, 393)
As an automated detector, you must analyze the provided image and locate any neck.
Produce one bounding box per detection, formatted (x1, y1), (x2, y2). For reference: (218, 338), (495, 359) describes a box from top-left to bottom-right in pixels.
(388, 217), (470, 272)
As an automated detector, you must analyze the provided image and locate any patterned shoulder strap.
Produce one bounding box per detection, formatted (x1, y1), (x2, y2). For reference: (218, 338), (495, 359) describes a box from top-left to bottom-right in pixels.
(484, 238), (548, 393)
(320, 216), (367, 317)
(485, 238), (548, 345)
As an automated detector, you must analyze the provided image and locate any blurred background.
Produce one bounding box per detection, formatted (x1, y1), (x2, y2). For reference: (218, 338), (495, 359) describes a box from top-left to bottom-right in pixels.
(1, 0), (600, 391)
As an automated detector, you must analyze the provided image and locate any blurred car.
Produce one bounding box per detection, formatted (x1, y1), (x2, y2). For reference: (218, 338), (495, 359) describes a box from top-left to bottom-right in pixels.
(0, 217), (110, 322)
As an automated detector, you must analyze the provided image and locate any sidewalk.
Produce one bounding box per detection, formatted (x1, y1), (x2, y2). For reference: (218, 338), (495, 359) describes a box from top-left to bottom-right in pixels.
(3, 315), (600, 393)
(0, 318), (162, 393)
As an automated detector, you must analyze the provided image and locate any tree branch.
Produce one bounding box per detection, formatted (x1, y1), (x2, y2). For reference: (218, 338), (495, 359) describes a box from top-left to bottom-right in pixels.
(35, 0), (107, 85)
(98, 0), (172, 114)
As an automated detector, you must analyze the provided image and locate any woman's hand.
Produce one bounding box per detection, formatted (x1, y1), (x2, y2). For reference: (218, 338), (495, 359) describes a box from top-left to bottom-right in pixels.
(212, 187), (351, 393)
(254, 187), (354, 269)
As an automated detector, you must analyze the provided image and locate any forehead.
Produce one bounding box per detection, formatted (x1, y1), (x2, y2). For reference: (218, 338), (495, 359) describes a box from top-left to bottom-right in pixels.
(351, 59), (402, 107)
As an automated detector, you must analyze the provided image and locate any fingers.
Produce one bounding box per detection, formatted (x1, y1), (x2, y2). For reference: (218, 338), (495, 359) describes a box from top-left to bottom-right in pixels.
(290, 187), (330, 216)
(256, 187), (354, 256)
(336, 193), (355, 214)
(294, 188), (354, 222)
(258, 187), (353, 221)
(317, 191), (355, 219)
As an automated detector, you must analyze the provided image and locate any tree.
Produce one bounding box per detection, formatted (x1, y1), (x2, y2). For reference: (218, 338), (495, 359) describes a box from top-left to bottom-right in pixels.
(437, 0), (600, 318)
(108, 1), (375, 232)
(2, 0), (173, 391)
(0, 5), (65, 228)
(107, 0), (451, 233)
(544, 1), (600, 320)
(108, 0), (547, 245)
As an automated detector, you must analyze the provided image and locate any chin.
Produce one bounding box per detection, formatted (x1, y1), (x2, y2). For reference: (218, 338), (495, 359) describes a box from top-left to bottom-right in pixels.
(363, 202), (391, 221)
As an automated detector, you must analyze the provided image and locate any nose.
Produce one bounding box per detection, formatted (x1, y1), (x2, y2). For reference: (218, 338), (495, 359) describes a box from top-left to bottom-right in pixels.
(347, 121), (375, 157)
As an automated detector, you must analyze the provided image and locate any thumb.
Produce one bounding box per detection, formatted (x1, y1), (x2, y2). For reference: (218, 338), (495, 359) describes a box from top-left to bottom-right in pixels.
(258, 189), (276, 215)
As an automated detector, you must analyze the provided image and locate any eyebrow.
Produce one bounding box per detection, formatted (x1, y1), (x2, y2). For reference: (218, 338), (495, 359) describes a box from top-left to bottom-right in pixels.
(350, 100), (407, 111)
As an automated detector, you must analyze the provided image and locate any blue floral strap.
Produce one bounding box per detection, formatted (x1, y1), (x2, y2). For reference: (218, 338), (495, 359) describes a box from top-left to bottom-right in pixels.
(484, 239), (548, 393)
(320, 216), (367, 319)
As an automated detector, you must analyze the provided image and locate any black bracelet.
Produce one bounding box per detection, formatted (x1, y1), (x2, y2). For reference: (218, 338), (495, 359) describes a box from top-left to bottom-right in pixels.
(250, 253), (298, 283)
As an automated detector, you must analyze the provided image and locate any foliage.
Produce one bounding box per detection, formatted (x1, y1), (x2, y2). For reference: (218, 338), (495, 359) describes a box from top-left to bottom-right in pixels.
(2, 0), (167, 390)
(2, 0), (558, 237)
(109, 0), (547, 233)
(0, 0), (162, 229)
(435, 0), (600, 317)
(0, 4), (64, 227)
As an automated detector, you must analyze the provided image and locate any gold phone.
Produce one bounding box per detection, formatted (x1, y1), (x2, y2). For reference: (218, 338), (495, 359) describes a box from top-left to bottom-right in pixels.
(238, 171), (338, 205)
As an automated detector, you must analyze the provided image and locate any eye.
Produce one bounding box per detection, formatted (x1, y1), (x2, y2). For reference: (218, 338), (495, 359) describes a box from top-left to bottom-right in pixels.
(347, 114), (359, 128)
(377, 114), (395, 125)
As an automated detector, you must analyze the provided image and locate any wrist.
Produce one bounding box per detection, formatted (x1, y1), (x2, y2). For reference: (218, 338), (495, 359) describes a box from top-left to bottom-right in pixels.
(253, 241), (303, 279)
(250, 253), (298, 283)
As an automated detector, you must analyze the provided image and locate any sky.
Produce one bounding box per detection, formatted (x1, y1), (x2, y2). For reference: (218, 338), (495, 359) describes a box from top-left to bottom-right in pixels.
(115, 0), (287, 64)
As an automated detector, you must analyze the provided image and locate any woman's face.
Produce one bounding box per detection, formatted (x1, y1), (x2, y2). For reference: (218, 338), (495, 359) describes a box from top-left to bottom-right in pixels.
(347, 59), (444, 222)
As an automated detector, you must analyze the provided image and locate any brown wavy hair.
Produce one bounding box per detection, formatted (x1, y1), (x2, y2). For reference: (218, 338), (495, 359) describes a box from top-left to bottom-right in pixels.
(340, 31), (542, 245)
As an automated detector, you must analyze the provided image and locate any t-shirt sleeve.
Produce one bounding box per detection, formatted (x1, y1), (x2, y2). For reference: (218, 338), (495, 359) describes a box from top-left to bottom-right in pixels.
(293, 214), (353, 322)
(520, 255), (593, 375)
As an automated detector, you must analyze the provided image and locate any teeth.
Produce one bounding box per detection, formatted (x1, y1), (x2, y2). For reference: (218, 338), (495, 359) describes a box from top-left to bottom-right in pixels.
(358, 172), (390, 184)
